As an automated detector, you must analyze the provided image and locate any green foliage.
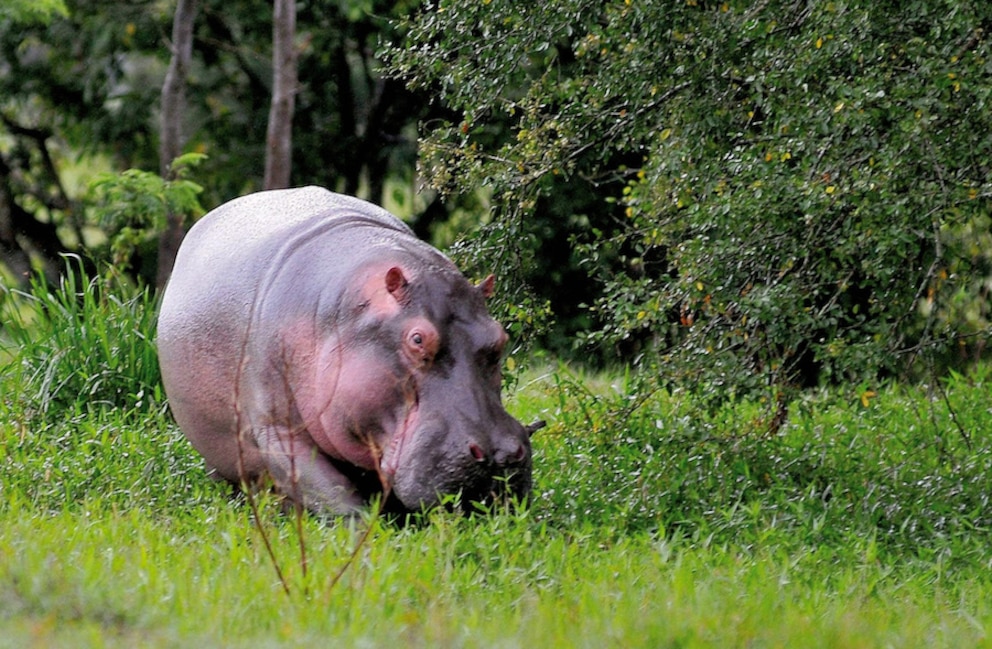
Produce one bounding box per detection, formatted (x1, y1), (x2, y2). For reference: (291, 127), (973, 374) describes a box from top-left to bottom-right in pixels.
(87, 154), (206, 270)
(0, 0), (443, 285)
(0, 0), (67, 24)
(0, 259), (162, 422)
(387, 0), (992, 394)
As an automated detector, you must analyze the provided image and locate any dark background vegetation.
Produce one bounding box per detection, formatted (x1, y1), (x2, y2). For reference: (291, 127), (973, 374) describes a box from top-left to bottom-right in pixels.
(2, 0), (990, 413)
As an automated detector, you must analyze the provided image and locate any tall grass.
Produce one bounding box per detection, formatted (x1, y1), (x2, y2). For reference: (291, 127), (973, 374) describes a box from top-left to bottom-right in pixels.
(1, 263), (200, 515)
(1, 266), (990, 647)
(1, 258), (161, 420)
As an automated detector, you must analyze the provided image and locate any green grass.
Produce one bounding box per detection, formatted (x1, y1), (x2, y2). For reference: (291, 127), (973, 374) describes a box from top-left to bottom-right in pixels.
(1, 270), (990, 647)
(3, 508), (988, 648)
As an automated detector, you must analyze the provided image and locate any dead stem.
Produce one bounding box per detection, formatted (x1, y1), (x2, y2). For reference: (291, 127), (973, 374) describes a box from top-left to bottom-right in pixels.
(233, 321), (292, 597)
(324, 438), (390, 599)
(276, 345), (308, 594)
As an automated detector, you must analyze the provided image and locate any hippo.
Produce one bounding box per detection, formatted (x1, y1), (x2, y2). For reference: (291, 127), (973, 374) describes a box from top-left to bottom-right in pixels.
(157, 186), (540, 516)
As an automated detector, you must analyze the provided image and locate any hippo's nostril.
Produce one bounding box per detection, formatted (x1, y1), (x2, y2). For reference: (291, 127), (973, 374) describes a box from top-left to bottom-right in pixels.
(512, 444), (526, 463)
(469, 443), (487, 462)
(494, 443), (526, 466)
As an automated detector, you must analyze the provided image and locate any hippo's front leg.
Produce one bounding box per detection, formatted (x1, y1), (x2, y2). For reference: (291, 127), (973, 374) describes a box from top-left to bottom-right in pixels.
(253, 426), (365, 514)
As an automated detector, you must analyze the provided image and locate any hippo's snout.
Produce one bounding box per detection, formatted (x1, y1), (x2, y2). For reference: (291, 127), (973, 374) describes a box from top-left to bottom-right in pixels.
(462, 422), (534, 510)
(465, 413), (533, 470)
(388, 412), (533, 513)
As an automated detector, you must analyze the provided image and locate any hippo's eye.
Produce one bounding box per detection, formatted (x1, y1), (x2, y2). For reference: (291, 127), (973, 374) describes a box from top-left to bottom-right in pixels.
(403, 321), (439, 367)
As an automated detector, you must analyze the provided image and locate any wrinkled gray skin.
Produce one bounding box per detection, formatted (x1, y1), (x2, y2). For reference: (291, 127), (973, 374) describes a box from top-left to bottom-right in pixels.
(157, 187), (533, 515)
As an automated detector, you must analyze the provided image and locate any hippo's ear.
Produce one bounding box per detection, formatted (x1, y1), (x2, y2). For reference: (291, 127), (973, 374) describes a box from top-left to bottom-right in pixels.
(386, 266), (410, 303)
(478, 274), (496, 299)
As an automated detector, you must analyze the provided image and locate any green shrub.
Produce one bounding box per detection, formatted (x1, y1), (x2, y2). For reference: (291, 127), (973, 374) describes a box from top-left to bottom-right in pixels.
(387, 0), (992, 395)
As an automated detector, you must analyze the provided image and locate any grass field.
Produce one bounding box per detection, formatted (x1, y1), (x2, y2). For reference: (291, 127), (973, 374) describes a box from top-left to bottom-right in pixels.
(1, 272), (990, 647)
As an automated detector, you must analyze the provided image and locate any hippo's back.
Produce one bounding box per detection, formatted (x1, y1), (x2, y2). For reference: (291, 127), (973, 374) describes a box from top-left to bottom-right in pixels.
(160, 185), (412, 343)
(168, 186), (410, 288)
(184, 185), (409, 247)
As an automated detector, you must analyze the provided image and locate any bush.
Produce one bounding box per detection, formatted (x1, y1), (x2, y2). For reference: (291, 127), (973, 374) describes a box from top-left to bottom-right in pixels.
(387, 0), (992, 397)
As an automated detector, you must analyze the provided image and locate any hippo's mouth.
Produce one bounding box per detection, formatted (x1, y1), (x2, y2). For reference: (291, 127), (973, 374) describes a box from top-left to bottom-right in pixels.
(378, 403), (419, 485)
(452, 469), (531, 514)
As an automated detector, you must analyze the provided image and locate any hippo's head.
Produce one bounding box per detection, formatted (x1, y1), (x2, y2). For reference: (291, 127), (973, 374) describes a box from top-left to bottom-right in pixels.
(333, 262), (536, 513)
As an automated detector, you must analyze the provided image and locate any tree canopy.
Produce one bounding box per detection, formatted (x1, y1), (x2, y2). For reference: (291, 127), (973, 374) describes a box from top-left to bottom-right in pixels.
(387, 0), (992, 396)
(0, 0), (435, 285)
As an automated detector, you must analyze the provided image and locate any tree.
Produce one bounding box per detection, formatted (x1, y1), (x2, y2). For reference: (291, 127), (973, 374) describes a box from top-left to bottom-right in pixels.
(0, 0), (439, 285)
(387, 0), (992, 399)
(158, 0), (199, 287)
(0, 0), (77, 285)
(0, 1), (171, 284)
(264, 0), (297, 190)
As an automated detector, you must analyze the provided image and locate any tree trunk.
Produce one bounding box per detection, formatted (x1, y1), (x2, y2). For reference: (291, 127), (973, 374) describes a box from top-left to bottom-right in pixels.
(0, 177), (38, 285)
(263, 0), (297, 190)
(157, 0), (198, 288)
